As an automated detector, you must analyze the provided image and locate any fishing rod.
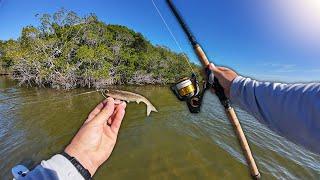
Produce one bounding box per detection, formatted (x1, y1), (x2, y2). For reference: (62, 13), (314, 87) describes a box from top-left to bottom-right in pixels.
(165, 0), (261, 179)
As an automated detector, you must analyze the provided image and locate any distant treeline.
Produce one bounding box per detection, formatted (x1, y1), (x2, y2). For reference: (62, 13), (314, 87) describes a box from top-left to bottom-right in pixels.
(0, 9), (199, 89)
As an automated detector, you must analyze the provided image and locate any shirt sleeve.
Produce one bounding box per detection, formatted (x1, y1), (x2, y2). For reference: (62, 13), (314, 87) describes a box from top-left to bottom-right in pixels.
(19, 154), (84, 180)
(230, 76), (320, 154)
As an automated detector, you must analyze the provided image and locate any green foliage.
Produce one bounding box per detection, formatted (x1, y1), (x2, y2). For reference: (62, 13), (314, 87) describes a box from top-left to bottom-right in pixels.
(0, 9), (199, 89)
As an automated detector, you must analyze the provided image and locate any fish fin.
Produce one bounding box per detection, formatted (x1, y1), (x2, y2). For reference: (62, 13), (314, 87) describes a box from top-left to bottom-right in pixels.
(136, 100), (141, 104)
(146, 104), (158, 116)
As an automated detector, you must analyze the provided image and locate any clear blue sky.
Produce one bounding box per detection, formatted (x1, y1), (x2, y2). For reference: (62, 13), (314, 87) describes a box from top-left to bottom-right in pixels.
(0, 0), (319, 82)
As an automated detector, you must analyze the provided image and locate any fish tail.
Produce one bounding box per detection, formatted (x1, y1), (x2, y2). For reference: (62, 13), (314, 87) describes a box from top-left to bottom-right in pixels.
(147, 103), (158, 116)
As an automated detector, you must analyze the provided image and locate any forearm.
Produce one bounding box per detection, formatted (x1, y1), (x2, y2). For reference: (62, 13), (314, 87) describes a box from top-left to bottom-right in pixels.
(230, 76), (320, 153)
(19, 154), (84, 180)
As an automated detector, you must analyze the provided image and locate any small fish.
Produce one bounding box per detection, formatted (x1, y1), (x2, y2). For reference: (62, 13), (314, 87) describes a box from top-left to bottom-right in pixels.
(102, 89), (158, 116)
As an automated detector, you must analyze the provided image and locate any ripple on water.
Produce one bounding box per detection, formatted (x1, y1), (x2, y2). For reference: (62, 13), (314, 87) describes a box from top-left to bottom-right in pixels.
(1, 82), (320, 179)
(198, 94), (320, 179)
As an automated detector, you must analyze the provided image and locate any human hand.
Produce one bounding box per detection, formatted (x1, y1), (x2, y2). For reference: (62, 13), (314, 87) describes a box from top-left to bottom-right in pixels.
(65, 97), (126, 175)
(208, 63), (238, 97)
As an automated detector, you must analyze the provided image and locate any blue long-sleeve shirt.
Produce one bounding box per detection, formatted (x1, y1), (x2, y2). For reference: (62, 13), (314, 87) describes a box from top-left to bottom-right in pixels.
(230, 76), (320, 154)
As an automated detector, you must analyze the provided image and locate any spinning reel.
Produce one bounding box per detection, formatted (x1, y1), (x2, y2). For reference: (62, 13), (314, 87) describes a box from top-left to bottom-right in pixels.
(171, 68), (230, 113)
(171, 73), (204, 113)
(164, 0), (261, 177)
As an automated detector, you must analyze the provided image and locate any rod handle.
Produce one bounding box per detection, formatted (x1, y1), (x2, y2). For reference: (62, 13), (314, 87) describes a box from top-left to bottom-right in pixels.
(225, 107), (261, 179)
(194, 44), (210, 66)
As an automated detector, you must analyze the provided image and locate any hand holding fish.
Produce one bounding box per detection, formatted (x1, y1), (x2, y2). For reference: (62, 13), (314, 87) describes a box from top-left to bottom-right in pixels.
(65, 97), (126, 176)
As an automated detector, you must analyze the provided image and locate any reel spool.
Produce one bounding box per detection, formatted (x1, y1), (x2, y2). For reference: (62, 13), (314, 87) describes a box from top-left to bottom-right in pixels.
(172, 77), (197, 100)
(171, 74), (205, 113)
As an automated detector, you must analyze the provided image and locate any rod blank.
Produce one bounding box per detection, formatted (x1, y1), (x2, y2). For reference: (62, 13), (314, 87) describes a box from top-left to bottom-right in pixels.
(166, 0), (261, 178)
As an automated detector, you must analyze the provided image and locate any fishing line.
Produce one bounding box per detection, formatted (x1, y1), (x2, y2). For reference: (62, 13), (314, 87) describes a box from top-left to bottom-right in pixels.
(151, 0), (211, 137)
(151, 0), (195, 74)
(6, 90), (102, 109)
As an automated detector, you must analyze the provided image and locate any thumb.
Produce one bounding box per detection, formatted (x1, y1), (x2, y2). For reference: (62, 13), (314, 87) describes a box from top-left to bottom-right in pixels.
(92, 97), (115, 124)
(207, 63), (222, 78)
(208, 63), (217, 71)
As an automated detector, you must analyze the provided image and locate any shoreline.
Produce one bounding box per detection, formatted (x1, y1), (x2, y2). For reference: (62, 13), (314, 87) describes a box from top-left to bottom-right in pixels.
(0, 74), (171, 90)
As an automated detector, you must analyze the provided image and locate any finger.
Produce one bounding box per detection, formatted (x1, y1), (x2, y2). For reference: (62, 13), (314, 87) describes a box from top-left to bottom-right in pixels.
(107, 107), (118, 125)
(114, 99), (122, 105)
(107, 117), (112, 125)
(107, 108), (118, 125)
(85, 99), (109, 124)
(101, 98), (110, 106)
(217, 66), (230, 72)
(208, 63), (217, 71)
(211, 66), (225, 80)
(92, 97), (115, 124)
(86, 98), (109, 119)
(110, 102), (126, 134)
(107, 101), (124, 125)
(87, 102), (103, 121)
(107, 100), (124, 125)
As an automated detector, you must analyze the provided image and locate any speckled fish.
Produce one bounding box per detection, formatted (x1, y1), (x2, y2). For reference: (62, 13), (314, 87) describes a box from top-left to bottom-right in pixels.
(102, 89), (158, 116)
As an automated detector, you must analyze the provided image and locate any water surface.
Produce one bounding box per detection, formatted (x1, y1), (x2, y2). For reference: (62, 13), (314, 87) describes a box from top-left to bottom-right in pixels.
(0, 76), (319, 179)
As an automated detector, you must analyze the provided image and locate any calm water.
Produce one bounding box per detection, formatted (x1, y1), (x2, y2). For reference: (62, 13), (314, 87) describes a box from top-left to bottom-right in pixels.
(0, 76), (319, 179)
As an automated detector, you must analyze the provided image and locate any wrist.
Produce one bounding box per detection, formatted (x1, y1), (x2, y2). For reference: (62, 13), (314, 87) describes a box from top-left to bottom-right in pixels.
(229, 75), (244, 101)
(65, 145), (98, 176)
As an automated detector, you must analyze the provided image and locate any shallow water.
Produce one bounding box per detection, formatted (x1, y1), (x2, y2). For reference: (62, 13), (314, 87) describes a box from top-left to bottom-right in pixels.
(0, 76), (319, 179)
